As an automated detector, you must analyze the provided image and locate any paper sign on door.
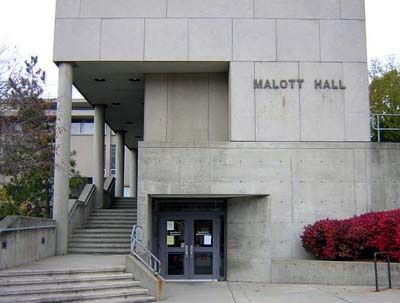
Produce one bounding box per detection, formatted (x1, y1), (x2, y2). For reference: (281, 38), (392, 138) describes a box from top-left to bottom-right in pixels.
(167, 221), (174, 231)
(204, 235), (212, 245)
(167, 235), (175, 246)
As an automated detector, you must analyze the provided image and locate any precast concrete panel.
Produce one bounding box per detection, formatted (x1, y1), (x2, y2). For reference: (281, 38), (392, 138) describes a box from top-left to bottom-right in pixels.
(144, 19), (188, 61)
(189, 19), (232, 61)
(343, 63), (370, 141)
(209, 73), (229, 141)
(167, 0), (253, 18)
(55, 0), (81, 18)
(255, 62), (300, 141)
(81, 0), (167, 18)
(233, 19), (276, 61)
(144, 74), (168, 141)
(320, 20), (367, 62)
(229, 62), (255, 141)
(340, 0), (366, 19)
(299, 62), (345, 141)
(255, 0), (340, 19)
(166, 74), (209, 142)
(100, 19), (145, 60)
(54, 19), (101, 61)
(277, 20), (320, 62)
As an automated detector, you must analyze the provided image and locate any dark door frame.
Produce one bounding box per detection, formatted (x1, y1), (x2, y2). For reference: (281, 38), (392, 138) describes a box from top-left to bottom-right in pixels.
(159, 212), (221, 280)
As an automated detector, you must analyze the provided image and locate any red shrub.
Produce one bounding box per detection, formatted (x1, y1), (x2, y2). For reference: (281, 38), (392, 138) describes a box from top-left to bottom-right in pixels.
(301, 209), (400, 261)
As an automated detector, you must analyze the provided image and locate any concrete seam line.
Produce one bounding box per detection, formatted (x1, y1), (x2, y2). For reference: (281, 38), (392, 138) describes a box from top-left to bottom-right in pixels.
(227, 282), (239, 303)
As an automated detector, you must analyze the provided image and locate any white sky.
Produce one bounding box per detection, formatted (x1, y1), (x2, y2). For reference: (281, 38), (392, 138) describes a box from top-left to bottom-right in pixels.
(0, 0), (399, 97)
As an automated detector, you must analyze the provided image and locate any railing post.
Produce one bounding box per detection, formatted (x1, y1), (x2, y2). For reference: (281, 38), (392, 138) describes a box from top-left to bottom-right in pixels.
(387, 253), (392, 289)
(374, 253), (379, 292)
(377, 114), (381, 143)
(374, 251), (392, 292)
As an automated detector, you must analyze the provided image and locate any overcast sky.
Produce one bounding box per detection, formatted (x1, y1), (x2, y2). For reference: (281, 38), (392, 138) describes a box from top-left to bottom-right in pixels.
(0, 0), (399, 97)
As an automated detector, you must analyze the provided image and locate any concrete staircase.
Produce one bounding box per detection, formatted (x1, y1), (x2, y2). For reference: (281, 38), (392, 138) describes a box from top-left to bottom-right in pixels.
(68, 198), (137, 254)
(0, 266), (156, 302)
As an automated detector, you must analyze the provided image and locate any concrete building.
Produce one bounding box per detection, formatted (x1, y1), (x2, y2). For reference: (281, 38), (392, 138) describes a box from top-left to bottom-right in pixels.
(70, 99), (134, 196)
(52, 0), (400, 282)
(0, 99), (134, 196)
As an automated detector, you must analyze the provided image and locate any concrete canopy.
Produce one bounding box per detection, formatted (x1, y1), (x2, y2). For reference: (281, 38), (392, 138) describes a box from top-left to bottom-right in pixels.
(70, 61), (229, 148)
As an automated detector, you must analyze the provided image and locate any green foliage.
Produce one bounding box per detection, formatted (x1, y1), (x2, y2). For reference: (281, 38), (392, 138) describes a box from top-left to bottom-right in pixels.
(69, 151), (87, 199)
(369, 56), (400, 142)
(0, 188), (18, 220)
(0, 56), (54, 218)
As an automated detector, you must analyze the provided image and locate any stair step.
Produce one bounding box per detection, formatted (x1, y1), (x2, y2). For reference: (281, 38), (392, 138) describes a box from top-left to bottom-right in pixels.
(90, 208), (137, 216)
(89, 214), (136, 218)
(70, 238), (130, 243)
(0, 267), (126, 278)
(73, 229), (132, 234)
(0, 288), (148, 303)
(68, 248), (130, 254)
(68, 296), (156, 303)
(0, 273), (134, 286)
(71, 234), (131, 240)
(87, 219), (136, 223)
(0, 280), (140, 296)
(85, 224), (134, 229)
(68, 243), (130, 249)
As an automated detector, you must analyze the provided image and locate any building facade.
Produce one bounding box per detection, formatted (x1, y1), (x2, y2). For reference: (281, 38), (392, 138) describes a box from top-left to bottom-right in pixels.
(70, 99), (133, 196)
(53, 0), (400, 282)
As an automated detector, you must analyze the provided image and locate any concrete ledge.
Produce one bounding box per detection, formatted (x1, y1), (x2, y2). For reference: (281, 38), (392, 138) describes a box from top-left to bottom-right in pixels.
(272, 259), (400, 286)
(139, 141), (400, 150)
(125, 255), (165, 300)
(0, 216), (56, 270)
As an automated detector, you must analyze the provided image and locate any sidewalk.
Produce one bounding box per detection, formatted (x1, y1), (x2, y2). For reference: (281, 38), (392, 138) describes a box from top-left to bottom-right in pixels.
(161, 282), (400, 303)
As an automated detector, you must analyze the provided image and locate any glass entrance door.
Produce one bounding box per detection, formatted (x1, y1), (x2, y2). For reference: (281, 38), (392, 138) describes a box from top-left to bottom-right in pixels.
(160, 215), (220, 280)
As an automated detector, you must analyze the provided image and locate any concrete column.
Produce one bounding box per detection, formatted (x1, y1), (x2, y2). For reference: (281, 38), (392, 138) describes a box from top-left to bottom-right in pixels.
(129, 149), (137, 198)
(115, 131), (125, 197)
(104, 125), (112, 176)
(93, 105), (106, 208)
(53, 62), (73, 255)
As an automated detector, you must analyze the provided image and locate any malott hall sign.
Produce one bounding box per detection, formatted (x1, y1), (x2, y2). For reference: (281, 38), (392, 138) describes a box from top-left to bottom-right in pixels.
(254, 79), (346, 90)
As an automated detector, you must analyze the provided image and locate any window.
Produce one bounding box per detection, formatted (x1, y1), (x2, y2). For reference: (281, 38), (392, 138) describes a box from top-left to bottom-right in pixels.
(110, 144), (116, 175)
(71, 119), (94, 135)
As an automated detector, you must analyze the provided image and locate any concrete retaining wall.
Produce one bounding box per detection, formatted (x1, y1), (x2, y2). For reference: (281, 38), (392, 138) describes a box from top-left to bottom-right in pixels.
(272, 259), (400, 286)
(0, 216), (56, 270)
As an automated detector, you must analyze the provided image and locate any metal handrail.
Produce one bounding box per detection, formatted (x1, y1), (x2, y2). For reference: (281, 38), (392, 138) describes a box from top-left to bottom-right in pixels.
(68, 184), (96, 222)
(373, 251), (392, 292)
(371, 114), (400, 142)
(130, 225), (161, 275)
(0, 225), (56, 233)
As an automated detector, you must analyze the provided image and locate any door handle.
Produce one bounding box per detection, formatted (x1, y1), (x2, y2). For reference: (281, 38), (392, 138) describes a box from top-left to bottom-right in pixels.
(185, 245), (189, 259)
(190, 244), (194, 259)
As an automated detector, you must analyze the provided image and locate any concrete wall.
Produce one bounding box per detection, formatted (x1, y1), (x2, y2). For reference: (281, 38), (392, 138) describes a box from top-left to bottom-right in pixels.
(55, 0), (369, 143)
(227, 196), (271, 282)
(0, 216), (56, 270)
(272, 259), (400, 286)
(144, 73), (229, 142)
(137, 141), (400, 281)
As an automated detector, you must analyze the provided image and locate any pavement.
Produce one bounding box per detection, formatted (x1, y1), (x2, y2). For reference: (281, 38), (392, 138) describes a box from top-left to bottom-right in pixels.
(3, 256), (399, 303)
(160, 282), (400, 303)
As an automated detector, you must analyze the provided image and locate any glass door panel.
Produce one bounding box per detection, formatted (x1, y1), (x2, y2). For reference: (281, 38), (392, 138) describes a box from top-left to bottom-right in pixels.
(160, 218), (189, 279)
(190, 218), (219, 279)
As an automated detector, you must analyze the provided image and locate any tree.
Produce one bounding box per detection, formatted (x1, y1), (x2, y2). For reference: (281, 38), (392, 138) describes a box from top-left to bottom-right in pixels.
(0, 56), (54, 217)
(0, 54), (87, 218)
(369, 56), (400, 142)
